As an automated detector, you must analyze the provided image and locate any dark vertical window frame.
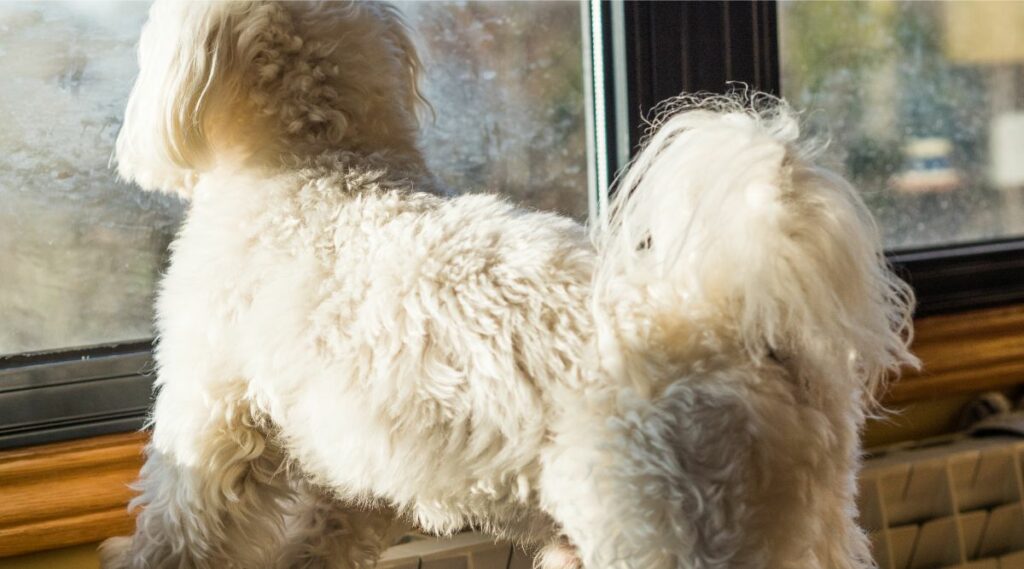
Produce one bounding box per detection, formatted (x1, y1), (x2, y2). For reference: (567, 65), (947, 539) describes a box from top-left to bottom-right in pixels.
(592, 0), (630, 192)
(584, 0), (632, 215)
(620, 0), (1023, 317)
(621, 0), (779, 152)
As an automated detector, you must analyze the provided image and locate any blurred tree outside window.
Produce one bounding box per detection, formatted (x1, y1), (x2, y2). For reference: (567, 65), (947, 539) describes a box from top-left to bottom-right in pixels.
(780, 0), (1024, 251)
(397, 1), (589, 219)
(0, 1), (591, 356)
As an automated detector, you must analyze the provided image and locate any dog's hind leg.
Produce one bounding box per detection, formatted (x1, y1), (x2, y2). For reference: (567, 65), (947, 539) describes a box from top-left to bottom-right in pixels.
(272, 481), (409, 569)
(538, 390), (696, 569)
(540, 375), (872, 569)
(99, 381), (291, 569)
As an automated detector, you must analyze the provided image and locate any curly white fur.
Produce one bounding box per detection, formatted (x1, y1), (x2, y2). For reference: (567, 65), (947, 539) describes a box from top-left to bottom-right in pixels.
(100, 2), (917, 568)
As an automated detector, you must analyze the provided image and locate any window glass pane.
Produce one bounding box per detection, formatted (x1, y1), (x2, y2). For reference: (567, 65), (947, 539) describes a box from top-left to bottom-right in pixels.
(397, 1), (590, 218)
(0, 1), (591, 357)
(0, 2), (182, 356)
(779, 1), (1024, 250)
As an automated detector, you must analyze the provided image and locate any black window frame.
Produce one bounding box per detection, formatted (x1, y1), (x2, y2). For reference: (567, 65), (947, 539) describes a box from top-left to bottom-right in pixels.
(3, 0), (1022, 450)
(0, 342), (154, 450)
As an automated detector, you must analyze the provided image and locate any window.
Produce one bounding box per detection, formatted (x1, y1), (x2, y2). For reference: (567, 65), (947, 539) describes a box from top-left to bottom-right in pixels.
(779, 1), (1024, 251)
(0, 1), (594, 359)
(0, 1), (601, 448)
(0, 2), (181, 357)
(397, 1), (592, 219)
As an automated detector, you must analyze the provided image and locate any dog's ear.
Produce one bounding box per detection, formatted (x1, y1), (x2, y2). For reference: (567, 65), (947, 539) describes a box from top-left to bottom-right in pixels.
(376, 4), (430, 129)
(116, 1), (248, 196)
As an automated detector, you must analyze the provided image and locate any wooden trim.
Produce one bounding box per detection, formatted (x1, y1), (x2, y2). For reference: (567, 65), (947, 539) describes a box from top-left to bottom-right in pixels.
(0, 305), (1020, 557)
(885, 304), (1024, 403)
(0, 432), (145, 558)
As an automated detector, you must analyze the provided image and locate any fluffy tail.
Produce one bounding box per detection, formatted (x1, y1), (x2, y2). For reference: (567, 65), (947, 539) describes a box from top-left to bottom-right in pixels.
(591, 94), (917, 402)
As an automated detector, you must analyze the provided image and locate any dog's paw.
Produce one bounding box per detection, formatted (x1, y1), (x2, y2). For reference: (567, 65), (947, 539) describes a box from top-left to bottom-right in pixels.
(537, 537), (581, 569)
(98, 536), (132, 569)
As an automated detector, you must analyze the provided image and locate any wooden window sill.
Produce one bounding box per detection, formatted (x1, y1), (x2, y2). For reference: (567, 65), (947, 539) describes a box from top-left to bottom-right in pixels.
(2, 304), (1023, 558)
(0, 432), (145, 558)
(887, 304), (1024, 403)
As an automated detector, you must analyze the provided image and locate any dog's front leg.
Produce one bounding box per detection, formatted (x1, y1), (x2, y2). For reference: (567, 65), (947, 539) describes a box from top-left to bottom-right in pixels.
(99, 381), (290, 569)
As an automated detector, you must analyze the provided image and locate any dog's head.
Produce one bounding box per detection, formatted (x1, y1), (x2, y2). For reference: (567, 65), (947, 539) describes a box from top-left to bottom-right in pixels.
(117, 1), (425, 196)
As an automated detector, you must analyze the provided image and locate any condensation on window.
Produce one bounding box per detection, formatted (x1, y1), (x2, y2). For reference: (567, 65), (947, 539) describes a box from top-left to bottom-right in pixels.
(0, 2), (589, 356)
(397, 1), (589, 219)
(780, 1), (1024, 251)
(0, 2), (184, 356)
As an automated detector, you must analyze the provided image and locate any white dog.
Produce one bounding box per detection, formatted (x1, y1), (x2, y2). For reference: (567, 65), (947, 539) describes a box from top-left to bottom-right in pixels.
(99, 2), (917, 568)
